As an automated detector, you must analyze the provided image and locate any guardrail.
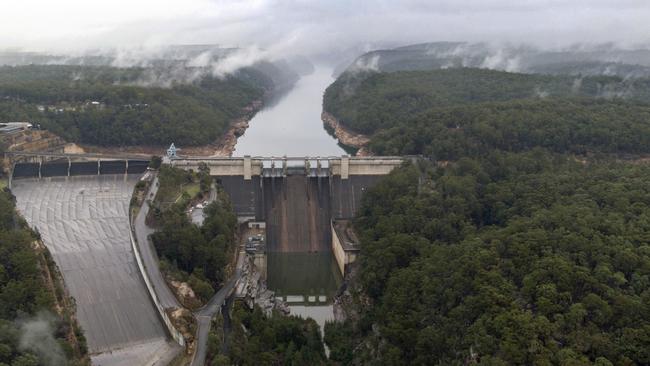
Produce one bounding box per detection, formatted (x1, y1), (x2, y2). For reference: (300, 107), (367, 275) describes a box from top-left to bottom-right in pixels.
(128, 187), (186, 348)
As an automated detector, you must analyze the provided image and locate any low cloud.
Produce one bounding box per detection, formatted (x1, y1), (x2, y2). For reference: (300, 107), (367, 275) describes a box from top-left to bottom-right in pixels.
(0, 1), (649, 58)
(17, 311), (67, 366)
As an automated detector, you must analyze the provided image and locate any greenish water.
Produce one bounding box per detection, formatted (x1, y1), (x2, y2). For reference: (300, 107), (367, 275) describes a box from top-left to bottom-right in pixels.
(266, 252), (342, 327)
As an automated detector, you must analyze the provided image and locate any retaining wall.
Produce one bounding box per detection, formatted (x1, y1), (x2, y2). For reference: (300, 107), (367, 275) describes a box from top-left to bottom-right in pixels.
(128, 190), (186, 348)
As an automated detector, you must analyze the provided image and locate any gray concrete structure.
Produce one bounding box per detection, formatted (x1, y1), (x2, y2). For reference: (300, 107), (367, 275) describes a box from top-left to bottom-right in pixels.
(169, 155), (405, 179)
(195, 157), (404, 256)
(5, 151), (150, 188)
(12, 175), (177, 366)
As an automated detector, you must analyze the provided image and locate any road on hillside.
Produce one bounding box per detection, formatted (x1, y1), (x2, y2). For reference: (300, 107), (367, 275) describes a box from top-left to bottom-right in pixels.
(191, 250), (245, 366)
(136, 176), (241, 366)
(134, 173), (182, 309)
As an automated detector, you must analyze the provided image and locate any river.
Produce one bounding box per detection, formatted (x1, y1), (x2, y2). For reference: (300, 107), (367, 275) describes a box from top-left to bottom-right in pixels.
(233, 67), (344, 329)
(233, 67), (345, 157)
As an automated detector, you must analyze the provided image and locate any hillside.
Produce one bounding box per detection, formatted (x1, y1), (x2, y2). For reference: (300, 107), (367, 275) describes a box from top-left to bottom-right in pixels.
(326, 153), (650, 365)
(323, 59), (650, 365)
(324, 68), (650, 157)
(0, 62), (297, 147)
(344, 42), (650, 77)
(0, 188), (88, 365)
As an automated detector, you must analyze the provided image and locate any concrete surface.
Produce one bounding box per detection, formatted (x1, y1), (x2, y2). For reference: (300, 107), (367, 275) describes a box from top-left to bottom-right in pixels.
(133, 175), (182, 310)
(330, 175), (384, 219)
(264, 176), (331, 252)
(12, 175), (176, 366)
(171, 156), (404, 179)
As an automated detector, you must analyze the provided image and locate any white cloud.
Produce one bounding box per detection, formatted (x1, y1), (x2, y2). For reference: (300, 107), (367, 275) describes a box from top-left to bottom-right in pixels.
(0, 0), (648, 54)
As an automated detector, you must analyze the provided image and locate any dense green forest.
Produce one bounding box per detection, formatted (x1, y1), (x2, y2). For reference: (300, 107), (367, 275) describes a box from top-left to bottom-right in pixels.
(0, 64), (281, 146)
(209, 303), (327, 366)
(368, 98), (650, 158)
(151, 166), (237, 302)
(326, 153), (650, 365)
(340, 42), (650, 78)
(0, 189), (87, 366)
(324, 68), (650, 157)
(323, 67), (650, 364)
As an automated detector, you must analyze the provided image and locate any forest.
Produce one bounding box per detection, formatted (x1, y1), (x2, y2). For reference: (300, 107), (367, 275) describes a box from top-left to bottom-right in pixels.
(0, 64), (280, 147)
(0, 189), (87, 366)
(324, 68), (650, 157)
(151, 166), (238, 302)
(208, 303), (327, 366)
(326, 153), (650, 365)
(322, 67), (650, 364)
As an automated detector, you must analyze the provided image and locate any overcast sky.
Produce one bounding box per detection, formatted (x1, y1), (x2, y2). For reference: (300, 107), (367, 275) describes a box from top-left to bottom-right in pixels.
(1, 0), (649, 55)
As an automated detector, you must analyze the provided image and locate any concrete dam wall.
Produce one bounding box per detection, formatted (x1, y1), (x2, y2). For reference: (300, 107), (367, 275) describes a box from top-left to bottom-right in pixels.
(217, 174), (385, 252)
(264, 175), (332, 252)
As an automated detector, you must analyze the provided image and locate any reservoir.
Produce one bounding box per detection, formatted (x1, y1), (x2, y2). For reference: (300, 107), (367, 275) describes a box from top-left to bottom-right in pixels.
(233, 66), (344, 328)
(233, 67), (345, 157)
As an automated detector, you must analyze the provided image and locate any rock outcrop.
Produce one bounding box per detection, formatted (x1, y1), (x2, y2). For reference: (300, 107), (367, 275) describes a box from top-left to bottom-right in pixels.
(236, 256), (289, 315)
(321, 111), (372, 156)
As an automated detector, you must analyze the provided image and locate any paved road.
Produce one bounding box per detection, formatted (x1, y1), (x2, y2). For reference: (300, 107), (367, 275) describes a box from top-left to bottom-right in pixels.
(133, 174), (182, 309)
(191, 250), (245, 366)
(191, 183), (219, 226)
(137, 177), (237, 366)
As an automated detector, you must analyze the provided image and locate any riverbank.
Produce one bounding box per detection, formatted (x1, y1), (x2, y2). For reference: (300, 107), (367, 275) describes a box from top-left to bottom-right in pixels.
(73, 100), (263, 157)
(321, 111), (372, 156)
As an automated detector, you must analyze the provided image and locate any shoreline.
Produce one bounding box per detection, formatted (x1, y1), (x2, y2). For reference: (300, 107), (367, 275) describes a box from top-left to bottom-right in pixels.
(77, 100), (263, 157)
(321, 111), (372, 156)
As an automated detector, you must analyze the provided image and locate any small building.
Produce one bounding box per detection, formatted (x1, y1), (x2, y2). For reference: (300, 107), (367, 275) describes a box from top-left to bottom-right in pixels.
(331, 219), (361, 275)
(247, 221), (266, 229)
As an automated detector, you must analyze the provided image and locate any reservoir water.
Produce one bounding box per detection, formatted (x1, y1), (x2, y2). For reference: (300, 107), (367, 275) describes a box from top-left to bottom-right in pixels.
(233, 67), (344, 328)
(233, 67), (345, 157)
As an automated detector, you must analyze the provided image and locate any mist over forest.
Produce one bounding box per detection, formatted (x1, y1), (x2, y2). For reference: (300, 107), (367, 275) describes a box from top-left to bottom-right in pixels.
(3, 1), (650, 366)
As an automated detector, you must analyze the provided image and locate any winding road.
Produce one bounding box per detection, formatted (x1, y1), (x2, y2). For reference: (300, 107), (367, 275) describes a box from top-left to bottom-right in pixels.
(191, 252), (244, 366)
(134, 176), (244, 366)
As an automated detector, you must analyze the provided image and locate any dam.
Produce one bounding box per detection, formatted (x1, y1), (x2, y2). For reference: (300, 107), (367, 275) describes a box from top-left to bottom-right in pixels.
(4, 67), (403, 362)
(7, 151), (180, 365)
(171, 155), (403, 324)
(11, 174), (179, 366)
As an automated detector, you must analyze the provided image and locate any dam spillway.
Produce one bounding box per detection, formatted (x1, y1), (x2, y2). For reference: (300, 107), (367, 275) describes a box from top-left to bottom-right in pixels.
(174, 155), (405, 252)
(11, 175), (177, 366)
(264, 175), (332, 252)
(215, 172), (392, 252)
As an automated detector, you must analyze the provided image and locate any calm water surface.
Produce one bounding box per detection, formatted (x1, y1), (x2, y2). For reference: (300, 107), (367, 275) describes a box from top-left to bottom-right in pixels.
(233, 67), (345, 157)
(233, 67), (345, 327)
(266, 252), (342, 328)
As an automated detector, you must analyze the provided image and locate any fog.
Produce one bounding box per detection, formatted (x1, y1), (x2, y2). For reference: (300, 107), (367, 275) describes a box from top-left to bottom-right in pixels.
(1, 0), (649, 61)
(17, 312), (66, 366)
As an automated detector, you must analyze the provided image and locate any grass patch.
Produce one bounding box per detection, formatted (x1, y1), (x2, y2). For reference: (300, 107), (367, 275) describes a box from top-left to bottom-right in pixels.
(156, 166), (194, 204)
(176, 183), (201, 203)
(0, 178), (6, 190)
